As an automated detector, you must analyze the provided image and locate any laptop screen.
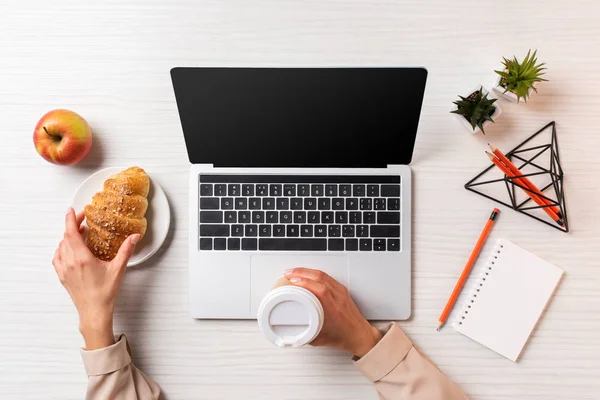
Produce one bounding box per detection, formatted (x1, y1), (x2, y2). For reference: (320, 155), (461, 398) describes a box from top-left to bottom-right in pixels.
(171, 67), (427, 168)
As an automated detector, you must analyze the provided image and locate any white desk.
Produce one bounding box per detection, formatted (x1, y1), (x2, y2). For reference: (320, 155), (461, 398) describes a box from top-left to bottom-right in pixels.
(1, 1), (599, 399)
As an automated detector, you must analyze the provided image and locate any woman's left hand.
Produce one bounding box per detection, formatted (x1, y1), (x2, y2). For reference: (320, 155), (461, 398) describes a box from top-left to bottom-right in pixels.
(52, 207), (139, 350)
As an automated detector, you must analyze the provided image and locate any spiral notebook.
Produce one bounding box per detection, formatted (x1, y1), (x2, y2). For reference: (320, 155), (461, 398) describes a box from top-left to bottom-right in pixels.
(453, 239), (564, 361)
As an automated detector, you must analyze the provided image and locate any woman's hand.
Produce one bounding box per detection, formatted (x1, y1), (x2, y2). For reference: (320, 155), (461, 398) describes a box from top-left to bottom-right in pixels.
(52, 208), (139, 350)
(284, 268), (382, 358)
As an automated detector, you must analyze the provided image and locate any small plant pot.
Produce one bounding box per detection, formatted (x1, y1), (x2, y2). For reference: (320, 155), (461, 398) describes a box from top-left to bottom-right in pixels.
(492, 73), (534, 103)
(451, 86), (502, 135)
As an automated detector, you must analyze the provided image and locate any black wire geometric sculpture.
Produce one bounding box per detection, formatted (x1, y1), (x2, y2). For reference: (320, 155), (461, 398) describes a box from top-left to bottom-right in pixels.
(465, 121), (569, 232)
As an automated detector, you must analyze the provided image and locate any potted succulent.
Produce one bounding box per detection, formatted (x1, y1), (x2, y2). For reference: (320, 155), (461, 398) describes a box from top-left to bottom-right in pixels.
(493, 49), (547, 103)
(450, 86), (501, 135)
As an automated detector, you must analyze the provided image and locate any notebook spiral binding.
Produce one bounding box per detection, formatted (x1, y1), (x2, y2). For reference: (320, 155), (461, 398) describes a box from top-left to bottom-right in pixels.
(455, 241), (505, 326)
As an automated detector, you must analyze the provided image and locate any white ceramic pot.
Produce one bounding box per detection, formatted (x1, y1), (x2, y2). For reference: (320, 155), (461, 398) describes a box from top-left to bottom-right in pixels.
(451, 86), (502, 135)
(491, 73), (533, 103)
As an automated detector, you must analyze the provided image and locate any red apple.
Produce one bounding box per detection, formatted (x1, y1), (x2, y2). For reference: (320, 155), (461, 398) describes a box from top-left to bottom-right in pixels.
(33, 109), (93, 165)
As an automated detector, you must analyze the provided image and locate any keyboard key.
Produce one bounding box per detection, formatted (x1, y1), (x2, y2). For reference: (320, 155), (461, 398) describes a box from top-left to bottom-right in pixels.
(200, 198), (219, 209)
(245, 225), (258, 236)
(377, 212), (400, 224)
(224, 211), (237, 223)
(221, 198), (233, 210)
(200, 184), (213, 196)
(291, 198), (303, 210)
(298, 184), (310, 196)
(332, 198), (344, 210)
(287, 225), (299, 237)
(360, 239), (373, 251)
(339, 185), (352, 196)
(242, 184), (254, 196)
(374, 239), (386, 251)
(322, 211), (334, 224)
(252, 211), (265, 223)
(318, 198), (330, 210)
(263, 198), (275, 210)
(381, 185), (401, 197)
(301, 225), (313, 237)
(259, 238), (327, 251)
(325, 185), (338, 197)
(284, 185), (296, 196)
(342, 225), (355, 237)
(367, 185), (379, 197)
(360, 198), (372, 210)
(200, 225), (230, 237)
(328, 239), (344, 251)
(235, 198), (247, 210)
(388, 198), (400, 210)
(273, 225), (286, 237)
(357, 225), (369, 237)
(315, 225), (327, 237)
(199, 238), (212, 250)
(214, 184), (227, 196)
(256, 184), (268, 196)
(328, 225), (341, 237)
(277, 198), (289, 210)
(374, 198), (386, 210)
(345, 198), (358, 210)
(228, 184), (240, 196)
(304, 198), (317, 210)
(239, 211), (251, 224)
(232, 225), (244, 237)
(364, 212), (376, 224)
(228, 238), (241, 250)
(370, 225), (400, 237)
(280, 211), (292, 224)
(259, 225), (271, 237)
(242, 238), (258, 250)
(346, 238), (358, 251)
(335, 211), (348, 224)
(294, 211), (307, 224)
(249, 198), (261, 210)
(353, 185), (365, 197)
(311, 184), (324, 196)
(308, 211), (320, 223)
(214, 238), (227, 250)
(349, 212), (362, 224)
(200, 211), (223, 223)
(388, 239), (400, 251)
(266, 211), (278, 223)
(269, 184), (282, 197)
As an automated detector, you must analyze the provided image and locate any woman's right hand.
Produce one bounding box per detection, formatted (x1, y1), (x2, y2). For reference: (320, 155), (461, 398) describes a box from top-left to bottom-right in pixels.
(284, 268), (382, 358)
(52, 207), (139, 350)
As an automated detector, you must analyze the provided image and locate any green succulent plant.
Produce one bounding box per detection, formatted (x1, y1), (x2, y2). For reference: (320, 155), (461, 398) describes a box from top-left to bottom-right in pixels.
(495, 49), (547, 103)
(450, 87), (497, 134)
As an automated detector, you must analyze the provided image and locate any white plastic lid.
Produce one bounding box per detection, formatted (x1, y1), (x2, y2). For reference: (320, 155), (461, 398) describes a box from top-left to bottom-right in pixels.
(257, 286), (324, 348)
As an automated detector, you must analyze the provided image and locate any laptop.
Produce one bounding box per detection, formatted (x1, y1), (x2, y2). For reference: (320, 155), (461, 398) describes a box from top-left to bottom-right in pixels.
(171, 67), (427, 320)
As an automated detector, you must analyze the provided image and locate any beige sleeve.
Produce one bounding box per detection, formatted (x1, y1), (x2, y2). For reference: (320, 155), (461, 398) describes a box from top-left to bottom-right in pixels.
(354, 323), (469, 400)
(80, 335), (161, 400)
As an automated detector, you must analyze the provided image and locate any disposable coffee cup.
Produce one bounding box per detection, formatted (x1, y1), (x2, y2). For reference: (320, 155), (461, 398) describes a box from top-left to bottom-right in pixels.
(257, 277), (324, 348)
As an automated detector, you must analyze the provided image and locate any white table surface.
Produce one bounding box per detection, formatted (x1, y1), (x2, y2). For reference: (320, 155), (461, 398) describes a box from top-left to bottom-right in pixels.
(1, 1), (600, 399)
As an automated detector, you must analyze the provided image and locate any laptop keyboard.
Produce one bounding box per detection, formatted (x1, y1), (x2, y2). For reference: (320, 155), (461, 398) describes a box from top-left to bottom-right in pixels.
(198, 175), (402, 252)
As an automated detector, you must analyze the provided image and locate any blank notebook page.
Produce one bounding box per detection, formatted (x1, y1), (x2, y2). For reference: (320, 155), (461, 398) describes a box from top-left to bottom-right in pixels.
(453, 239), (564, 361)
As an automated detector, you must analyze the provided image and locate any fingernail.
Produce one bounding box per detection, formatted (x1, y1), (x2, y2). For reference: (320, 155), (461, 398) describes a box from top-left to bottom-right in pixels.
(284, 269), (293, 278)
(290, 277), (301, 284)
(130, 234), (140, 245)
(66, 207), (72, 215)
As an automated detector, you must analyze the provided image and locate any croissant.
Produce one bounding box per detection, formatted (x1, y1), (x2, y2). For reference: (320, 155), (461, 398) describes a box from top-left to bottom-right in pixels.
(84, 166), (149, 261)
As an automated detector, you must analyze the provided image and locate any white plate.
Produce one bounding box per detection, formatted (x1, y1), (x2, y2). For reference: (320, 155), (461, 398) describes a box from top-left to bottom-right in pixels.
(71, 166), (170, 267)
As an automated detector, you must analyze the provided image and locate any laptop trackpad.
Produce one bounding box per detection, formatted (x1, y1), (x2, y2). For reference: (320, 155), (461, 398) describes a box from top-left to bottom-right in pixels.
(250, 254), (349, 317)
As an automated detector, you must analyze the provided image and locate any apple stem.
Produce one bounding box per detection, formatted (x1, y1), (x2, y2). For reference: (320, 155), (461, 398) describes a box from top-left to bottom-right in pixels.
(43, 126), (52, 137)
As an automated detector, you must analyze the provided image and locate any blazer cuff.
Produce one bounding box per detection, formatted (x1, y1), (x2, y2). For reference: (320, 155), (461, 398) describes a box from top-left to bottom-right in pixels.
(80, 334), (132, 376)
(354, 323), (413, 382)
